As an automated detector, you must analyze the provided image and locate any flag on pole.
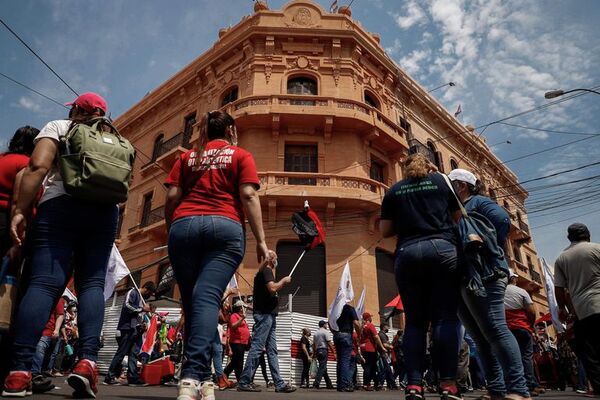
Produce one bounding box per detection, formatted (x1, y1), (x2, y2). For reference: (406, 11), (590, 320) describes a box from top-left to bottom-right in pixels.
(454, 104), (462, 118)
(104, 244), (131, 301)
(330, 0), (338, 12)
(355, 286), (366, 317)
(228, 274), (239, 291)
(140, 314), (159, 358)
(328, 261), (353, 331)
(63, 287), (77, 303)
(541, 258), (565, 333)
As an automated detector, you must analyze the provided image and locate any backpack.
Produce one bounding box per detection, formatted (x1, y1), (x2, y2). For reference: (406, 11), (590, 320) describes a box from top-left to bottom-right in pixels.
(59, 117), (136, 204)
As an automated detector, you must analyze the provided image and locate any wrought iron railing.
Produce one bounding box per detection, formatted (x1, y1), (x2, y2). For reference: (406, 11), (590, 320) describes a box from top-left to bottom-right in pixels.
(129, 206), (165, 233)
(529, 266), (542, 284)
(142, 132), (192, 168)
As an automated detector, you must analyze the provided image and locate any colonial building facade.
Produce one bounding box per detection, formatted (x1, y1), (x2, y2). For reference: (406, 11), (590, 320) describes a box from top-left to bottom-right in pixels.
(113, 0), (548, 324)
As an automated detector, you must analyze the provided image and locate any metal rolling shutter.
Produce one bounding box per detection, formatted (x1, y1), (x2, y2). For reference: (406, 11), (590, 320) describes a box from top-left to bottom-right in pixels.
(376, 248), (402, 329)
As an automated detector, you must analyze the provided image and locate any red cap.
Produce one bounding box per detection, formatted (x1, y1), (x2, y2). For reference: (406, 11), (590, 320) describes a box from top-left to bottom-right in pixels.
(65, 92), (107, 114)
(362, 312), (371, 320)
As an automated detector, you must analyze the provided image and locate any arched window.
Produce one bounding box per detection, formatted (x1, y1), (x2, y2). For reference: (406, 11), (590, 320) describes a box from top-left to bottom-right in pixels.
(151, 134), (164, 161)
(287, 76), (318, 95)
(364, 91), (380, 109)
(427, 140), (444, 172)
(450, 158), (459, 170)
(221, 86), (239, 107)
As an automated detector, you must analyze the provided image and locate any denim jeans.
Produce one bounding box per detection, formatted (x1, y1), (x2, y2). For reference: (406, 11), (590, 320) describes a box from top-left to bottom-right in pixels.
(511, 328), (537, 390)
(106, 328), (141, 381)
(377, 353), (397, 388)
(459, 278), (529, 397)
(11, 195), (117, 370)
(238, 313), (285, 390)
(168, 215), (244, 382)
(395, 238), (461, 386)
(574, 314), (600, 394)
(31, 336), (55, 375)
(211, 330), (224, 377)
(313, 348), (332, 388)
(334, 332), (353, 390)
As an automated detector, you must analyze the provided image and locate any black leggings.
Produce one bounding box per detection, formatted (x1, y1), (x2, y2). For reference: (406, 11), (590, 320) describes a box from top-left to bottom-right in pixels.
(301, 356), (310, 386)
(224, 343), (246, 381)
(363, 352), (378, 386)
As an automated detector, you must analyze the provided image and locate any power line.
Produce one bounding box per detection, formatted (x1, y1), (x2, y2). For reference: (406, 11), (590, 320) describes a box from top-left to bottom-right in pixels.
(497, 121), (600, 137)
(502, 135), (598, 164)
(0, 72), (68, 109)
(532, 205), (600, 230)
(0, 18), (79, 96)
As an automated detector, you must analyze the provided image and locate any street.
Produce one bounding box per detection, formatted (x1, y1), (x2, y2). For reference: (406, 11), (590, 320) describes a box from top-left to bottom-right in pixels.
(30, 378), (589, 399)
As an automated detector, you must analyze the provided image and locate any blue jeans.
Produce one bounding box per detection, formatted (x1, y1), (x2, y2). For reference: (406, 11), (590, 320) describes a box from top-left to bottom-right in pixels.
(31, 336), (54, 375)
(334, 332), (353, 390)
(168, 215), (244, 382)
(511, 328), (538, 389)
(11, 195), (117, 370)
(459, 278), (529, 396)
(238, 313), (285, 390)
(106, 328), (141, 381)
(313, 348), (332, 388)
(395, 238), (461, 386)
(211, 330), (224, 377)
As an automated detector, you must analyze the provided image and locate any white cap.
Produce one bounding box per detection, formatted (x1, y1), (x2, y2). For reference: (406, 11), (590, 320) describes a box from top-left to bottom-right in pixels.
(234, 299), (247, 308)
(448, 169), (477, 186)
(509, 269), (518, 279)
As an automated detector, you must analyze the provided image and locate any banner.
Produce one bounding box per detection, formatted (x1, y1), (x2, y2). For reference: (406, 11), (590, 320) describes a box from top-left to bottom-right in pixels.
(104, 244), (131, 301)
(140, 314), (159, 357)
(541, 258), (565, 333)
(356, 286), (366, 317)
(328, 261), (353, 331)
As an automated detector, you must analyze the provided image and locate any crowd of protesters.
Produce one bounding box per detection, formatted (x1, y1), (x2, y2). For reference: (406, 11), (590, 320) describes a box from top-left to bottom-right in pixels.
(0, 95), (598, 400)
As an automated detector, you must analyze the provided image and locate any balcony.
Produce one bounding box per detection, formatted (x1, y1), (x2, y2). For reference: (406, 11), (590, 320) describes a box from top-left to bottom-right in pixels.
(509, 213), (531, 243)
(258, 171), (388, 208)
(128, 206), (166, 238)
(510, 259), (529, 274)
(529, 265), (543, 285)
(222, 95), (408, 153)
(141, 131), (192, 173)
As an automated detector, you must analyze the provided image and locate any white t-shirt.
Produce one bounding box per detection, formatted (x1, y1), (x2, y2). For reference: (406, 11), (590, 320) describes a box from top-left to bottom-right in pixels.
(504, 283), (533, 310)
(34, 119), (72, 204)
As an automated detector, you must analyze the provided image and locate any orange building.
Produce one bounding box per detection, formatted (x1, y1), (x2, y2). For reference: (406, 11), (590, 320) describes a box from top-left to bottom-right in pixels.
(113, 0), (548, 324)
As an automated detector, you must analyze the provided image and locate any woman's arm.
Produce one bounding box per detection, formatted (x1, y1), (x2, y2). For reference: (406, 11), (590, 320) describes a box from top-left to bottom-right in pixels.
(239, 183), (268, 262)
(164, 186), (183, 231)
(11, 138), (57, 246)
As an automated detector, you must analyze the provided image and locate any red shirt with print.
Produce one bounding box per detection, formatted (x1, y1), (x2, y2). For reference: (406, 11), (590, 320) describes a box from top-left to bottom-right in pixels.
(165, 140), (260, 224)
(228, 312), (250, 345)
(360, 322), (378, 353)
(42, 298), (65, 337)
(0, 153), (29, 210)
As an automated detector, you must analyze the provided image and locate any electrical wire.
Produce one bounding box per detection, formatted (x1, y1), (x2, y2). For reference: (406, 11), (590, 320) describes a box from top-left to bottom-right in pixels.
(0, 18), (79, 96)
(0, 72), (68, 109)
(497, 121), (600, 137)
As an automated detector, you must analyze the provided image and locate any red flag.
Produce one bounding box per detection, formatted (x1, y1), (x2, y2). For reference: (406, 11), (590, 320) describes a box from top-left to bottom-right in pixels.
(291, 204), (326, 249)
(306, 208), (325, 249)
(140, 315), (158, 357)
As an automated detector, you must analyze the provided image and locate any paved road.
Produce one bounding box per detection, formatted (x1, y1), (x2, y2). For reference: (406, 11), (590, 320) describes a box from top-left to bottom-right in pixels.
(29, 378), (590, 399)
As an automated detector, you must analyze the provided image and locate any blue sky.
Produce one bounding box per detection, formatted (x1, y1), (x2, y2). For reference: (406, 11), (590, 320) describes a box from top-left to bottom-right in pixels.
(1, 0), (599, 264)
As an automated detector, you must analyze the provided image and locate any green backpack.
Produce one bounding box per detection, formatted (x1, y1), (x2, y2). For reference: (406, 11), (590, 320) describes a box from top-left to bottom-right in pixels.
(59, 117), (136, 204)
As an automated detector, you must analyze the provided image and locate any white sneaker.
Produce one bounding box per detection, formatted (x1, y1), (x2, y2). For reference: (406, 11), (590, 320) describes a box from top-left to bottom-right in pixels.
(200, 381), (215, 400)
(177, 378), (200, 400)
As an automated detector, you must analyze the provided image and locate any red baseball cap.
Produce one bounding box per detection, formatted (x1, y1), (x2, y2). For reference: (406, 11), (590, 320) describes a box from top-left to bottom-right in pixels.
(65, 92), (107, 114)
(362, 312), (371, 320)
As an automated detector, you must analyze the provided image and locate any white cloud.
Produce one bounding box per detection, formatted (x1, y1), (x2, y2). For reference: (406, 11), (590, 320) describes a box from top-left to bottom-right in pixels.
(384, 39), (402, 56)
(392, 0), (426, 29)
(400, 49), (431, 75)
(16, 97), (42, 112)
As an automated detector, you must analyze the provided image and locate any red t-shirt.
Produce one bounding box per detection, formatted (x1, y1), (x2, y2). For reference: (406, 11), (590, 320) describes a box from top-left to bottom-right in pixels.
(228, 312), (250, 344)
(0, 153), (29, 210)
(360, 322), (378, 353)
(165, 140), (260, 224)
(42, 298), (65, 337)
(352, 331), (359, 356)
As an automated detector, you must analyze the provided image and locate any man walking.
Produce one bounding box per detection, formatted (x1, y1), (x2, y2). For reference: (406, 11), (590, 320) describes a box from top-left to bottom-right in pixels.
(104, 281), (155, 386)
(237, 256), (295, 393)
(312, 320), (334, 390)
(377, 323), (398, 390)
(555, 223), (600, 396)
(360, 312), (386, 391)
(332, 302), (361, 392)
(504, 270), (544, 395)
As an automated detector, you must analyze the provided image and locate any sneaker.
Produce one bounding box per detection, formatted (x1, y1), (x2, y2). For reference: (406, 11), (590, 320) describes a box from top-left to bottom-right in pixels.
(440, 382), (462, 400)
(102, 377), (120, 386)
(237, 383), (261, 392)
(275, 384), (297, 393)
(51, 370), (64, 377)
(177, 378), (199, 400)
(200, 381), (215, 400)
(216, 375), (228, 391)
(32, 374), (55, 393)
(67, 359), (98, 398)
(577, 389), (588, 394)
(2, 371), (32, 397)
(405, 384), (424, 400)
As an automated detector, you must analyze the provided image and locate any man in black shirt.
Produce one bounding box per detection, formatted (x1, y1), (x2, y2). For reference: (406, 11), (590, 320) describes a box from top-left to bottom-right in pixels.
(333, 303), (361, 392)
(238, 256), (296, 393)
(377, 323), (398, 390)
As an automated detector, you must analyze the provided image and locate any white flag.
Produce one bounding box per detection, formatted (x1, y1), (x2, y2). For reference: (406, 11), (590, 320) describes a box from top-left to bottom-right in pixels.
(541, 258), (565, 333)
(356, 287), (366, 317)
(63, 287), (77, 303)
(328, 262), (353, 331)
(228, 274), (238, 290)
(104, 244), (131, 301)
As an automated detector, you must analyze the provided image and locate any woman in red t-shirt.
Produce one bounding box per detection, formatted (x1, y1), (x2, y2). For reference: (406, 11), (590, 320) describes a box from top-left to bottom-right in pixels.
(165, 110), (270, 399)
(0, 126), (38, 257)
(224, 301), (250, 381)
